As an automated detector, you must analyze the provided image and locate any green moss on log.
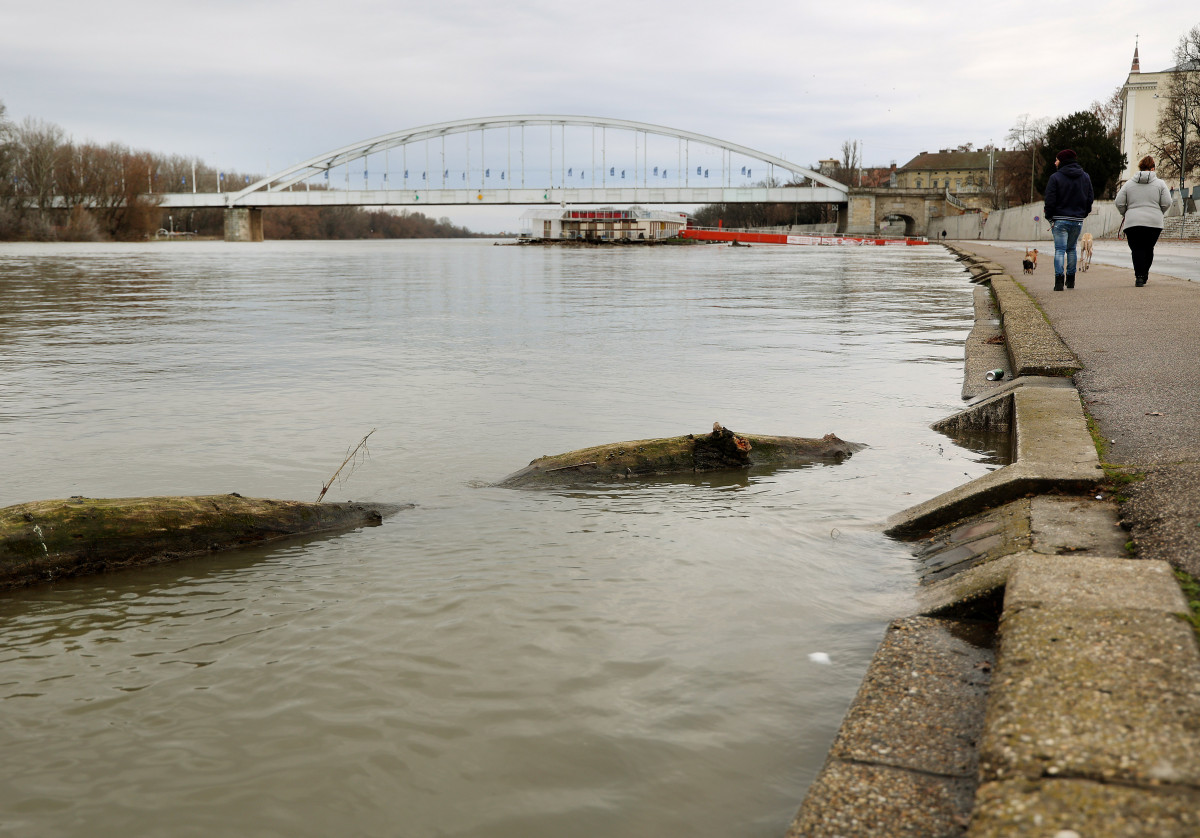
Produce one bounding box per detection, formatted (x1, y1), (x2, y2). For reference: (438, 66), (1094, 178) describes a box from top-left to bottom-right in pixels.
(1, 494), (403, 591)
(500, 424), (863, 487)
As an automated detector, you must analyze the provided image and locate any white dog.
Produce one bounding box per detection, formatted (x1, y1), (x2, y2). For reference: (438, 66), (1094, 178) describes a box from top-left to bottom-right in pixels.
(1079, 233), (1093, 272)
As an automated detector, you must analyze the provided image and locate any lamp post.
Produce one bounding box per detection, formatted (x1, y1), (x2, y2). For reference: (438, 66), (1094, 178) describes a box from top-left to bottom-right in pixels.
(1181, 96), (1189, 237)
(1030, 143), (1036, 204)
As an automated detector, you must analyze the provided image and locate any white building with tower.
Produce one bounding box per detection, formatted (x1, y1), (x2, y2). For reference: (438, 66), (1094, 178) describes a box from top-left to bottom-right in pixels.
(1119, 43), (1197, 191)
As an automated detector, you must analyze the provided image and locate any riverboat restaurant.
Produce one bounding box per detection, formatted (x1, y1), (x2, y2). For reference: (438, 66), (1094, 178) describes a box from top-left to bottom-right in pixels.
(520, 207), (688, 241)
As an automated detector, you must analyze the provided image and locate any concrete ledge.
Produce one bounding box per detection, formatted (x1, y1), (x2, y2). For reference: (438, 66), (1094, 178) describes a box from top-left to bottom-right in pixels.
(1011, 383), (1096, 468)
(1023, 495), (1130, 557)
(919, 554), (1014, 618)
(968, 262), (1006, 283)
(787, 616), (994, 837)
(886, 382), (1101, 537)
(915, 496), (1129, 616)
(1004, 554), (1187, 614)
(962, 286), (1009, 401)
(790, 762), (976, 837)
(988, 274), (1081, 377)
(825, 617), (995, 777)
(884, 451), (1055, 538)
(969, 778), (1200, 837)
(980, 605), (1200, 787)
(912, 499), (1029, 584)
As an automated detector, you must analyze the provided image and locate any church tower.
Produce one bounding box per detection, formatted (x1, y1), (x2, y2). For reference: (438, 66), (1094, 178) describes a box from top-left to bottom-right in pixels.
(1119, 41), (1159, 184)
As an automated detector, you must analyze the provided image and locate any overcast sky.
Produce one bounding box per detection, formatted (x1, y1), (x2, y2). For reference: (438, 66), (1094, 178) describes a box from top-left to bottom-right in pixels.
(2, 1), (1193, 232)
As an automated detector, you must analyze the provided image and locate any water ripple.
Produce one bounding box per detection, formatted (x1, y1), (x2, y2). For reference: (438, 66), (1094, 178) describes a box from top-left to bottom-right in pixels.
(0, 240), (985, 837)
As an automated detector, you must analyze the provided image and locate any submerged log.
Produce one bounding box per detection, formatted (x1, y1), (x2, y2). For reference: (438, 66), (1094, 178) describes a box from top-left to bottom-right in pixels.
(499, 423), (863, 488)
(0, 494), (406, 591)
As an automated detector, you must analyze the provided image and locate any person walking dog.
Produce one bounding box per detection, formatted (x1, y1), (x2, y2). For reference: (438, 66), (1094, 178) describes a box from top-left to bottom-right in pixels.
(1043, 149), (1094, 291)
(1115, 155), (1173, 286)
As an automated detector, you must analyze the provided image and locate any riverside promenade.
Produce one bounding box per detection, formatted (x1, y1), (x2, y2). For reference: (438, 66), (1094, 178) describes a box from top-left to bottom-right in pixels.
(973, 240), (1200, 580)
(789, 239), (1200, 836)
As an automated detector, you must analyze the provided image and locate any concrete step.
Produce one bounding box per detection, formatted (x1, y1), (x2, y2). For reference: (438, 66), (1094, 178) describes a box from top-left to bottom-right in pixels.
(787, 615), (996, 837)
(970, 555), (1200, 836)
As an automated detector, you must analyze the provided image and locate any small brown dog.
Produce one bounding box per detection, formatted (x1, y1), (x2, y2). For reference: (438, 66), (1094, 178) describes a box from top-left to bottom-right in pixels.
(1023, 248), (1038, 274)
(1079, 233), (1093, 271)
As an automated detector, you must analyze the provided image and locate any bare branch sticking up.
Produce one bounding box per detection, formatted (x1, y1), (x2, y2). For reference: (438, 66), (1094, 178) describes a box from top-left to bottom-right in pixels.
(317, 429), (376, 503)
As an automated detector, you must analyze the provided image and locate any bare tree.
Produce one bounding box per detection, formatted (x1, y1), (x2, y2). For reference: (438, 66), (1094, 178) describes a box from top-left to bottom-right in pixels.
(1090, 86), (1124, 140)
(85, 143), (138, 228)
(0, 101), (18, 235)
(0, 103), (488, 241)
(16, 117), (65, 220)
(1143, 26), (1200, 194)
(839, 140), (859, 170)
(837, 140), (860, 187)
(1142, 71), (1195, 186)
(988, 148), (1028, 209)
(1178, 22), (1200, 65)
(1006, 113), (1050, 204)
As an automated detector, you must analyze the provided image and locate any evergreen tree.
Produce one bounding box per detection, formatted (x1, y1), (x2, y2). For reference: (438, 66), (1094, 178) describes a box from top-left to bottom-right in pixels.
(1034, 111), (1125, 198)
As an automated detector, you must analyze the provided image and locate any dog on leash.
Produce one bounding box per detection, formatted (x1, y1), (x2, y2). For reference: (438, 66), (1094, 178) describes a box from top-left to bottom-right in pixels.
(1023, 248), (1038, 274)
(1080, 233), (1093, 271)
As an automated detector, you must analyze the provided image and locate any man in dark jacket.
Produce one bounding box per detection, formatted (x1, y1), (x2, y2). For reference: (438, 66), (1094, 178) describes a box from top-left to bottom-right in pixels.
(1043, 149), (1094, 290)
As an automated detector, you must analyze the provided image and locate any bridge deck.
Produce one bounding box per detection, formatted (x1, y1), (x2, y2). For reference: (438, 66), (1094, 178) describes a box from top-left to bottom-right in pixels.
(155, 185), (849, 209)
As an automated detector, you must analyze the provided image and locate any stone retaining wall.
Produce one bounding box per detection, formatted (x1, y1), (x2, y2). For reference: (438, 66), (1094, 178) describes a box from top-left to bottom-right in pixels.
(1163, 214), (1200, 239)
(927, 201), (1124, 242)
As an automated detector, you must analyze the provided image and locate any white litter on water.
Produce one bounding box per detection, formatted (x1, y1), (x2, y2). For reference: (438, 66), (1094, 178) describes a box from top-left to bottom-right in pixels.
(808, 652), (831, 665)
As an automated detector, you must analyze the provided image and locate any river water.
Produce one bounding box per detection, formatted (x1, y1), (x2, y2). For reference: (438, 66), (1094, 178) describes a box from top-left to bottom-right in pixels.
(0, 240), (990, 837)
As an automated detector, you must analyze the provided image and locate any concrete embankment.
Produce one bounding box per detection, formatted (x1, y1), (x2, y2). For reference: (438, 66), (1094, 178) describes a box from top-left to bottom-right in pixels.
(787, 245), (1200, 836)
(926, 200), (1126, 243)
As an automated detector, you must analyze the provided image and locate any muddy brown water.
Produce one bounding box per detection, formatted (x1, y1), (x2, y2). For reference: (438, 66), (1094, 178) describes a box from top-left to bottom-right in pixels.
(0, 240), (992, 837)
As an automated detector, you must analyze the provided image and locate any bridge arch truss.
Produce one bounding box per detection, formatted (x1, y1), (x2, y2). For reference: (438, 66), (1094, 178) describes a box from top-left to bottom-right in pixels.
(203, 115), (849, 209)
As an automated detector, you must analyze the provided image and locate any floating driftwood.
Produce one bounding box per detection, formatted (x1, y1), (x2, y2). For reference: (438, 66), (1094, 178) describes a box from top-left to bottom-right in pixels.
(0, 494), (405, 591)
(499, 423), (863, 487)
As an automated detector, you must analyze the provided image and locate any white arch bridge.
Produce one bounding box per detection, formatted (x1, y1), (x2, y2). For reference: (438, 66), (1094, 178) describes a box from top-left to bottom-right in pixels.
(154, 115), (849, 239)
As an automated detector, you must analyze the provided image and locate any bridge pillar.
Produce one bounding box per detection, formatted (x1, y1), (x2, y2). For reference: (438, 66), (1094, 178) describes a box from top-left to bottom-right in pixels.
(845, 193), (877, 235)
(224, 208), (264, 242)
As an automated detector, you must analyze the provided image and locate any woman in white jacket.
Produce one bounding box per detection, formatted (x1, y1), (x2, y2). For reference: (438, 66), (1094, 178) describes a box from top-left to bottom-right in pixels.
(1115, 155), (1174, 286)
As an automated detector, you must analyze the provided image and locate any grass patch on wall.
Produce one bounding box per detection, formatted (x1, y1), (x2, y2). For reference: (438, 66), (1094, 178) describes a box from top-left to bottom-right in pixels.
(1177, 569), (1200, 644)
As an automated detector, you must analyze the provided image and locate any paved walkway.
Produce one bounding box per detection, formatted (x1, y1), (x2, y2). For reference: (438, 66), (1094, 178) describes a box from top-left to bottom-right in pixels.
(960, 240), (1200, 578)
(984, 239), (1200, 284)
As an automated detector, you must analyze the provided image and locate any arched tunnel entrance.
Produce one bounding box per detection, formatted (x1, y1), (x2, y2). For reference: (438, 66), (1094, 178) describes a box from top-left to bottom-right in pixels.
(881, 213), (918, 237)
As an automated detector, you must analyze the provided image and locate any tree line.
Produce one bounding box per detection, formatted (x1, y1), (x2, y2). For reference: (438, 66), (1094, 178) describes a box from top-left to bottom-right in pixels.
(0, 103), (478, 241)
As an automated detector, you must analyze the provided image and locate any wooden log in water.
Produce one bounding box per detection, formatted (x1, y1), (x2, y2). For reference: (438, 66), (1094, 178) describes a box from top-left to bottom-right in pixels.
(499, 423), (863, 488)
(0, 494), (406, 591)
